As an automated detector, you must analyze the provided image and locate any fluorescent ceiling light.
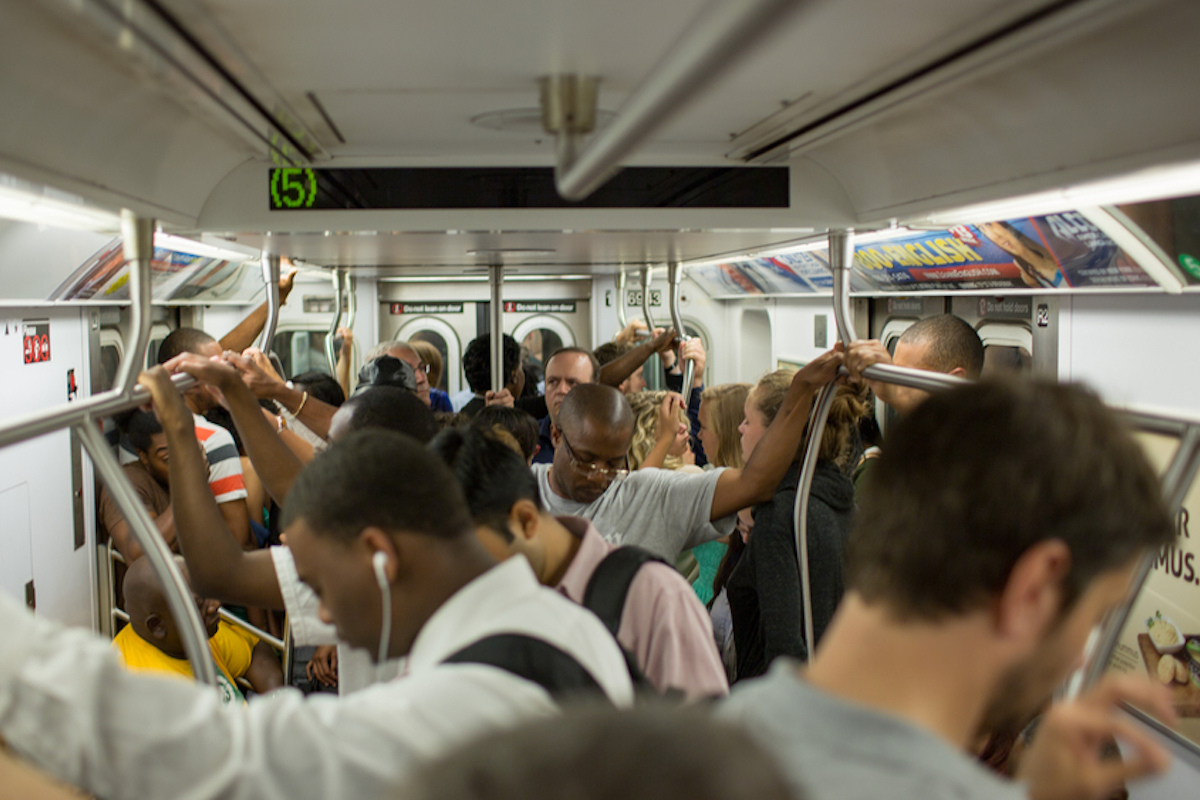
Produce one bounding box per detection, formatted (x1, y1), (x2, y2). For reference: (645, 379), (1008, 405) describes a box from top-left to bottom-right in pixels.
(380, 273), (590, 284)
(0, 178), (120, 231)
(155, 233), (261, 263)
(923, 160), (1200, 226)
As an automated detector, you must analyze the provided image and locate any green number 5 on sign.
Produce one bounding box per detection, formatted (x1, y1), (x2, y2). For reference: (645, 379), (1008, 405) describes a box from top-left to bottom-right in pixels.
(270, 168), (317, 209)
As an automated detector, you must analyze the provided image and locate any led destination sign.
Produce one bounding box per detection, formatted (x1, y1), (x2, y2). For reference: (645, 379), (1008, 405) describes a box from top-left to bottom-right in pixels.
(269, 167), (789, 211)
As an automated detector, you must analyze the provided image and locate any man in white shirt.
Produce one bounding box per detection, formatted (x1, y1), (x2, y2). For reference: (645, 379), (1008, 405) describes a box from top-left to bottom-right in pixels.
(0, 368), (632, 800)
(531, 350), (842, 561)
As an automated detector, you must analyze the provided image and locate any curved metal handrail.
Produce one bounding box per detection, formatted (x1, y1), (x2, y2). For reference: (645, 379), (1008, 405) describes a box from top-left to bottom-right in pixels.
(258, 254), (281, 354)
(324, 267), (345, 374)
(640, 265), (655, 332)
(77, 404), (216, 687)
(791, 227), (965, 663)
(793, 381), (839, 659)
(616, 268), (629, 331)
(0, 210), (216, 688)
(667, 262), (696, 407)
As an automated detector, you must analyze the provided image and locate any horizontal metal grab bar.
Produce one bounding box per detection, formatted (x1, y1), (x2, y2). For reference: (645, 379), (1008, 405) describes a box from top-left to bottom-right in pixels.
(218, 608), (286, 652)
(0, 372), (196, 450)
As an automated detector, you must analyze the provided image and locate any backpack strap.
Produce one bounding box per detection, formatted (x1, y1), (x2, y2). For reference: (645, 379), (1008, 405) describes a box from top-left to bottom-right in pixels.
(581, 546), (666, 638)
(442, 633), (611, 705)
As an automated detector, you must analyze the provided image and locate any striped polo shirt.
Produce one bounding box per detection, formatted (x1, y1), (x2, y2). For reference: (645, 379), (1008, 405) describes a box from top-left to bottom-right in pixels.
(119, 415), (247, 504)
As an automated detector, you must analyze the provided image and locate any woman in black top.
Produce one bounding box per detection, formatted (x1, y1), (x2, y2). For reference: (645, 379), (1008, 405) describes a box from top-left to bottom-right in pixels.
(727, 371), (869, 681)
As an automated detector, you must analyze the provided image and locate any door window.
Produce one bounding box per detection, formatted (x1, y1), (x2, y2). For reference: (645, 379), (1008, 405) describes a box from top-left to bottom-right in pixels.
(273, 330), (330, 378)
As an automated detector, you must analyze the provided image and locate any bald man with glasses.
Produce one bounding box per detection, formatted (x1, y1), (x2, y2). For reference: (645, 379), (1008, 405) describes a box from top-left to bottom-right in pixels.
(533, 352), (841, 562)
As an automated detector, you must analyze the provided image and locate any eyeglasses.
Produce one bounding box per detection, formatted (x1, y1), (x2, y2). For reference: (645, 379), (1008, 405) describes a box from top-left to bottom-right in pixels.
(415, 361), (431, 374)
(560, 434), (629, 480)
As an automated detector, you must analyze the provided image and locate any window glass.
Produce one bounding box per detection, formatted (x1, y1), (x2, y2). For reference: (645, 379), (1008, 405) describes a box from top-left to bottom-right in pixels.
(521, 328), (564, 387)
(1118, 196), (1200, 285)
(982, 345), (1032, 376)
(273, 331), (330, 379)
(100, 345), (121, 393)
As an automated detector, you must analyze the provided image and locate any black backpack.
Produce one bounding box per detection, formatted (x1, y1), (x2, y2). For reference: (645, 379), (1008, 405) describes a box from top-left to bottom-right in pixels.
(441, 546), (678, 704)
(582, 546), (686, 700)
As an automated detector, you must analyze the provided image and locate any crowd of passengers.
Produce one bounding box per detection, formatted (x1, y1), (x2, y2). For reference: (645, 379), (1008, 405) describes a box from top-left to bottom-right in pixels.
(0, 271), (1182, 800)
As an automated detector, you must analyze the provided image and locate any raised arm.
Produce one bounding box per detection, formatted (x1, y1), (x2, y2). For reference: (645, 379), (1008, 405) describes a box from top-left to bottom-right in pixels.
(709, 349), (842, 520)
(334, 325), (354, 400)
(217, 266), (296, 353)
(230, 349), (338, 441)
(639, 393), (685, 470)
(166, 353), (307, 509)
(598, 327), (676, 387)
(140, 365), (283, 609)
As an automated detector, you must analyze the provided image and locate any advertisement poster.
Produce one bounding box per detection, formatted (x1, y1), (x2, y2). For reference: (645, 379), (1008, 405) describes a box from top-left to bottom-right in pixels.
(50, 239), (253, 302)
(687, 214), (1159, 298)
(852, 214), (1156, 291)
(1105, 433), (1200, 746)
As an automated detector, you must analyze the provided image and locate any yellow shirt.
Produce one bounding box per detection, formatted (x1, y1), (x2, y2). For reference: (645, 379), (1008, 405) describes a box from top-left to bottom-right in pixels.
(112, 621), (259, 705)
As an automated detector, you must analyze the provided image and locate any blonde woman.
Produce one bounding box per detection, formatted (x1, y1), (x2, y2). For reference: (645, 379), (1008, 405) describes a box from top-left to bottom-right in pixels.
(694, 383), (752, 610)
(627, 390), (699, 472)
(697, 383), (751, 470)
(409, 338), (453, 412)
(726, 369), (869, 681)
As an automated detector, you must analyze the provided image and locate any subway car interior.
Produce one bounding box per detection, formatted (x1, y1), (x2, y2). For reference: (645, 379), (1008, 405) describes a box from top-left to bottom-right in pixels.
(1, 0), (1200, 798)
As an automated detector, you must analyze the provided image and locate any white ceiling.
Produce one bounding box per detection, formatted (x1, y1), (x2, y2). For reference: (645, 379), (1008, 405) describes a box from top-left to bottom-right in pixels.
(2, 0), (1199, 276)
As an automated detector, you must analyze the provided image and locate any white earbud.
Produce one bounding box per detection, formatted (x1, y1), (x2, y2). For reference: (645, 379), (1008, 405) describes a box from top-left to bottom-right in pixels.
(372, 551), (388, 590)
(372, 551), (392, 669)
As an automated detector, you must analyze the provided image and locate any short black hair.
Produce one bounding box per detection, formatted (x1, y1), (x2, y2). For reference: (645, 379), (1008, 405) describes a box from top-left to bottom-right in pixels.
(428, 426), (542, 542)
(548, 347), (601, 383)
(126, 410), (164, 454)
(283, 430), (474, 543)
(340, 387), (439, 443)
(463, 334), (521, 393)
(156, 327), (217, 364)
(473, 406), (539, 462)
(848, 379), (1174, 619)
(397, 706), (797, 800)
(899, 314), (985, 379)
(292, 371), (346, 407)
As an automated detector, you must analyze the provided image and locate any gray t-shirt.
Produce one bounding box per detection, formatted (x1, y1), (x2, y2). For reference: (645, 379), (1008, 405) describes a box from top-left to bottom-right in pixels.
(532, 464), (736, 561)
(719, 660), (1027, 800)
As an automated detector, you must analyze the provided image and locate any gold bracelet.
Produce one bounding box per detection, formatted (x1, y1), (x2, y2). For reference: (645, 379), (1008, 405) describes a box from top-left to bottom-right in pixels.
(291, 390), (309, 416)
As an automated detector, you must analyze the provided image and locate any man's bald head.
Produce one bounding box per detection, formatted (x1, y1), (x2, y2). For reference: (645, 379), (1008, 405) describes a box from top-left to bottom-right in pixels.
(558, 384), (633, 439)
(897, 315), (984, 379)
(123, 556), (171, 634)
(122, 557), (220, 658)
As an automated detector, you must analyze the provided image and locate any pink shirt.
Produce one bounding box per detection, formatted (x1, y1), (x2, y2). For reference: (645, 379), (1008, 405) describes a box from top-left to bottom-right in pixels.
(555, 516), (730, 700)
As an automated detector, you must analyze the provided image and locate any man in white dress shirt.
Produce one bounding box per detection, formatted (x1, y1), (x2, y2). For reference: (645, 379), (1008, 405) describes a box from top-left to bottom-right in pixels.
(0, 367), (632, 800)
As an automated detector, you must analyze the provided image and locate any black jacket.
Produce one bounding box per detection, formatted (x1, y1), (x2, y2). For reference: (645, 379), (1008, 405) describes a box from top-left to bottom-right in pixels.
(726, 459), (856, 682)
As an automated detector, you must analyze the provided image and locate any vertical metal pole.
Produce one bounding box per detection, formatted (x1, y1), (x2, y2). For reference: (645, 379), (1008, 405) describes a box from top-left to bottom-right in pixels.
(77, 422), (217, 687)
(489, 262), (505, 393)
(640, 266), (655, 331)
(115, 211), (155, 394)
(616, 268), (629, 331)
(829, 229), (857, 345)
(258, 254), (281, 354)
(790, 227), (855, 662)
(325, 269), (345, 374)
(667, 262), (696, 406)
